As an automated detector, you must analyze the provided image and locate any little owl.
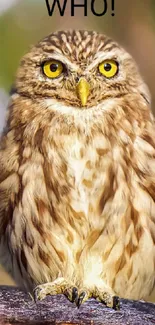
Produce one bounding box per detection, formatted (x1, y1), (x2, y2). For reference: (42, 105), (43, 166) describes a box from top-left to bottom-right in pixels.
(0, 30), (155, 310)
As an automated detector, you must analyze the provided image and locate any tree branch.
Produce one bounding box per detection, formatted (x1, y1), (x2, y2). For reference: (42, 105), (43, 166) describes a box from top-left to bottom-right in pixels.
(0, 285), (155, 325)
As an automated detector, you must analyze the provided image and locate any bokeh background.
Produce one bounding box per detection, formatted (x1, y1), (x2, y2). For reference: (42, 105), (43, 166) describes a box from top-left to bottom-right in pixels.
(0, 0), (155, 302)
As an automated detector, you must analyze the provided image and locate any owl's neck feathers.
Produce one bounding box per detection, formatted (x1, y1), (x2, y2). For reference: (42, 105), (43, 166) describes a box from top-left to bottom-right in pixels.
(7, 92), (152, 145)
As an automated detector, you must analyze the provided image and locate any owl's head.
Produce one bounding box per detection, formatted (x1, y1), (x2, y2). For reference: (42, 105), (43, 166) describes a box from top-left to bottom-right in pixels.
(15, 30), (150, 109)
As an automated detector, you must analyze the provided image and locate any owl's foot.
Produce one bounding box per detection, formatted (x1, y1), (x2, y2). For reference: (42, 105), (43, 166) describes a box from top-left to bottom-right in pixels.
(33, 278), (92, 307)
(93, 287), (120, 310)
(33, 277), (78, 304)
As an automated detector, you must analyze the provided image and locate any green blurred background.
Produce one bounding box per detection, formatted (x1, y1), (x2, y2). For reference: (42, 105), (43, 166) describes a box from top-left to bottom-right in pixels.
(0, 0), (155, 302)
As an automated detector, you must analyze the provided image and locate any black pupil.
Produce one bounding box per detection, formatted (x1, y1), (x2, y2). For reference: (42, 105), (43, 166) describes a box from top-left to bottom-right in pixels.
(50, 63), (58, 72)
(104, 63), (112, 71)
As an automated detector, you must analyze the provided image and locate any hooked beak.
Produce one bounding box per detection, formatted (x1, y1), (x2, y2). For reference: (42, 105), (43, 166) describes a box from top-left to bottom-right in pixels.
(76, 78), (90, 106)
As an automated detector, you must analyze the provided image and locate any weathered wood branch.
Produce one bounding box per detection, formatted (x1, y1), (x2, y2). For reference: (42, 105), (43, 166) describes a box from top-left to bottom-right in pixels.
(0, 285), (155, 325)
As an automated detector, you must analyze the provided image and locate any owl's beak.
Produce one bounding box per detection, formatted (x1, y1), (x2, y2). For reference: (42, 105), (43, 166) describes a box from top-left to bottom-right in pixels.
(76, 78), (90, 106)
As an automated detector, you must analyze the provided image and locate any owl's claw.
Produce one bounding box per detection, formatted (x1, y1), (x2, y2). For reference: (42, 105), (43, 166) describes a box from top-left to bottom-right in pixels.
(34, 286), (45, 302)
(75, 288), (92, 308)
(64, 286), (79, 303)
(113, 296), (120, 310)
(76, 291), (87, 308)
(65, 287), (92, 307)
(72, 287), (78, 302)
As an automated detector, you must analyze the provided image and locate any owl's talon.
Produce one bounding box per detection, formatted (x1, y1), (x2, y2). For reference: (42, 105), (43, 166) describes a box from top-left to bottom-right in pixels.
(113, 296), (120, 310)
(33, 287), (44, 302)
(77, 291), (86, 308)
(33, 289), (38, 303)
(72, 287), (79, 302)
(64, 286), (78, 303)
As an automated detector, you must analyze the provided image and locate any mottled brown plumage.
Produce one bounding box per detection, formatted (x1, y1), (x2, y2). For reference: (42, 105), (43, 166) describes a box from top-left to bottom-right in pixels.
(0, 30), (155, 309)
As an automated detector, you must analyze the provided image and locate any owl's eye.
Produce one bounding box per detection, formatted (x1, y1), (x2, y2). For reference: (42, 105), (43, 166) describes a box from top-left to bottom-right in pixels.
(99, 60), (118, 78)
(43, 60), (63, 78)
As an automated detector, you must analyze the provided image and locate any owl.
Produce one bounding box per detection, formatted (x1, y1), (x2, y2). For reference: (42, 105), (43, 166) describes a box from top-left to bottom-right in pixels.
(0, 30), (155, 310)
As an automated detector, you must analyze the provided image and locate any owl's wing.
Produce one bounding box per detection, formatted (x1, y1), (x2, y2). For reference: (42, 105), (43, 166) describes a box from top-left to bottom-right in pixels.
(133, 111), (155, 205)
(0, 131), (19, 235)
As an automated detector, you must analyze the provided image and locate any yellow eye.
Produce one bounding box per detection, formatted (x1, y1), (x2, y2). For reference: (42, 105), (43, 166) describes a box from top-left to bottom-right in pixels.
(43, 60), (63, 78)
(99, 60), (118, 78)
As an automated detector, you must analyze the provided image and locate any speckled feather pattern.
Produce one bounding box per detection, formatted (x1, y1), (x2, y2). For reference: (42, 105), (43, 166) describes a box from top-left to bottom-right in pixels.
(0, 30), (155, 302)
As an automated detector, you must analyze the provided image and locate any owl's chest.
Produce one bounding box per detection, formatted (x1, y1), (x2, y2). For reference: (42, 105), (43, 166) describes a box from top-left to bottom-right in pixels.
(47, 133), (115, 225)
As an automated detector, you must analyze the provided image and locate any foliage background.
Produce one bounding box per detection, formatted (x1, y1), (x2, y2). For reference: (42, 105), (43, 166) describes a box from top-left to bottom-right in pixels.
(0, 0), (155, 302)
